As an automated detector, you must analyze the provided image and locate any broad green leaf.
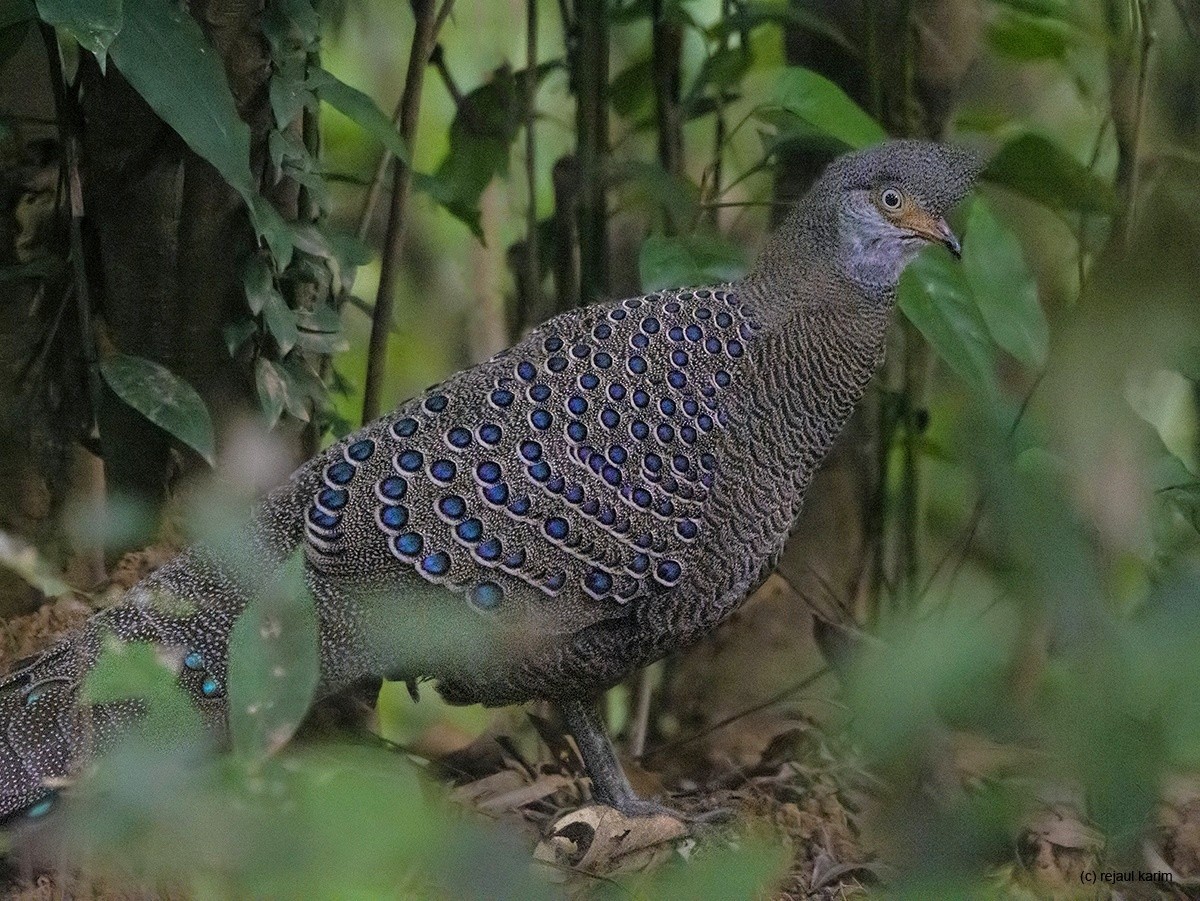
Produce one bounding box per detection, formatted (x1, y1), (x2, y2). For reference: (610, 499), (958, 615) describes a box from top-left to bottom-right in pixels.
(223, 317), (257, 357)
(100, 352), (216, 465)
(249, 195), (295, 269)
(36, 0), (122, 67)
(610, 56), (653, 119)
(620, 843), (790, 901)
(423, 62), (557, 236)
(638, 233), (746, 292)
(109, 0), (254, 201)
(984, 132), (1115, 214)
(242, 255), (275, 315)
(986, 7), (1075, 61)
(274, 356), (315, 419)
(274, 0), (319, 43)
(962, 198), (1049, 368)
(228, 553), (320, 763)
(295, 329), (348, 355)
(263, 291), (299, 356)
(769, 66), (885, 150)
(899, 250), (997, 397)
(709, 1), (855, 55)
(308, 68), (408, 164)
(255, 356), (287, 428)
(613, 160), (700, 233)
(268, 72), (313, 129)
(83, 639), (203, 737)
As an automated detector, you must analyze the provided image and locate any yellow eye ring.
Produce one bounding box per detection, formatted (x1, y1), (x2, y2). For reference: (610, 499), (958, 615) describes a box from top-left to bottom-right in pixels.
(880, 187), (903, 211)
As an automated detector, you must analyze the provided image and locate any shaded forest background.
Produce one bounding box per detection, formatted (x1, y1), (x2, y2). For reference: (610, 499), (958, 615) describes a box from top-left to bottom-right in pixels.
(0, 0), (1199, 897)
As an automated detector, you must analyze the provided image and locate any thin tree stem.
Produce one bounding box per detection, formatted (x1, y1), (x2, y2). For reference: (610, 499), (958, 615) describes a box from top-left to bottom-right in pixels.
(362, 0), (454, 425)
(521, 0), (542, 337)
(356, 94), (404, 244)
(651, 0), (683, 232)
(39, 24), (103, 447)
(1124, 0), (1154, 246)
(572, 0), (608, 304)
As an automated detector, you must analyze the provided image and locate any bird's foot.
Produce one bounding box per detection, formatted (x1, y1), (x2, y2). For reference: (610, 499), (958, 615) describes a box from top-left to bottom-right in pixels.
(602, 792), (733, 825)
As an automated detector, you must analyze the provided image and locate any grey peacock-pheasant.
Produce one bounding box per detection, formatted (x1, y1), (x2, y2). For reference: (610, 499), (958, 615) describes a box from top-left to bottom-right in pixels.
(0, 140), (979, 823)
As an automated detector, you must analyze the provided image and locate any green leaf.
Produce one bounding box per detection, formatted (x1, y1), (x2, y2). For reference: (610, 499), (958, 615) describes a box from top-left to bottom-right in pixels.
(109, 0), (254, 201)
(263, 291), (299, 356)
(249, 196), (296, 269)
(610, 56), (653, 119)
(708, 2), (855, 54)
(255, 357), (287, 428)
(242, 255), (275, 315)
(984, 132), (1115, 214)
(274, 0), (319, 43)
(769, 66), (886, 150)
(227, 552), (320, 763)
(274, 356), (316, 419)
(613, 160), (700, 234)
(36, 0), (122, 68)
(100, 352), (217, 465)
(268, 72), (313, 129)
(83, 639), (203, 737)
(308, 67), (408, 164)
(962, 198), (1049, 368)
(638, 233), (746, 292)
(223, 317), (257, 357)
(986, 7), (1076, 61)
(899, 250), (997, 397)
(620, 843), (790, 901)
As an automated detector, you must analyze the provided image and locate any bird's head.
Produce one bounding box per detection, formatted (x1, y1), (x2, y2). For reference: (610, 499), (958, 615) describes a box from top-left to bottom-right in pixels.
(813, 140), (981, 296)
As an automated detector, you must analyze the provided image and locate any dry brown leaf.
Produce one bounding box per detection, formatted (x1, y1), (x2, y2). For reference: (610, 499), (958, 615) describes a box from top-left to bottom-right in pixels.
(533, 804), (688, 878)
(451, 768), (529, 807)
(476, 774), (574, 814)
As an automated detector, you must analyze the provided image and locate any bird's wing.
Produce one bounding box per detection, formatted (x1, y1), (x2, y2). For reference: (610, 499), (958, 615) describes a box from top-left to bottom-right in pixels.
(303, 286), (756, 613)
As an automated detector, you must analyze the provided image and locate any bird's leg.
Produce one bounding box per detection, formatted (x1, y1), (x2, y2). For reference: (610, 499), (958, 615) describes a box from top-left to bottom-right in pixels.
(558, 695), (694, 820)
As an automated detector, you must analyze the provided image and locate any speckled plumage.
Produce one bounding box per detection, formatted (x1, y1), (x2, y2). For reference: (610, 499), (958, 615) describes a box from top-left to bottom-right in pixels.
(0, 141), (980, 822)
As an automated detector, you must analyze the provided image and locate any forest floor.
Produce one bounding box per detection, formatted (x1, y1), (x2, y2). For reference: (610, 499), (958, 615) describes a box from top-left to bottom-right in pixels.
(0, 550), (1197, 899)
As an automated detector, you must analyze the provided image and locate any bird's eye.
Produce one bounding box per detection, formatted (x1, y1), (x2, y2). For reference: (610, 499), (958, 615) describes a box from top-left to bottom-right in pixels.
(880, 187), (903, 211)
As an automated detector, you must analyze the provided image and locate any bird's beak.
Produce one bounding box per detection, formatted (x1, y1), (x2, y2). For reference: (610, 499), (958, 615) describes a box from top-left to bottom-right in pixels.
(903, 210), (962, 259)
(934, 217), (962, 259)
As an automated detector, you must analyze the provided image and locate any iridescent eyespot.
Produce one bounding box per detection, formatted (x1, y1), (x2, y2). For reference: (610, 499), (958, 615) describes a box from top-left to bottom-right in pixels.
(392, 417), (418, 438)
(471, 582), (503, 609)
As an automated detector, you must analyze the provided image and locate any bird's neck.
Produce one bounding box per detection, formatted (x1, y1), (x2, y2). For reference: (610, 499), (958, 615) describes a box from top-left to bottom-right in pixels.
(751, 192), (907, 309)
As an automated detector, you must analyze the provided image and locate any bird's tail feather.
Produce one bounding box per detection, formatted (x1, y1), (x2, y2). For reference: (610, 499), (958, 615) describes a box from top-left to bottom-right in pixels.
(0, 475), (314, 823)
